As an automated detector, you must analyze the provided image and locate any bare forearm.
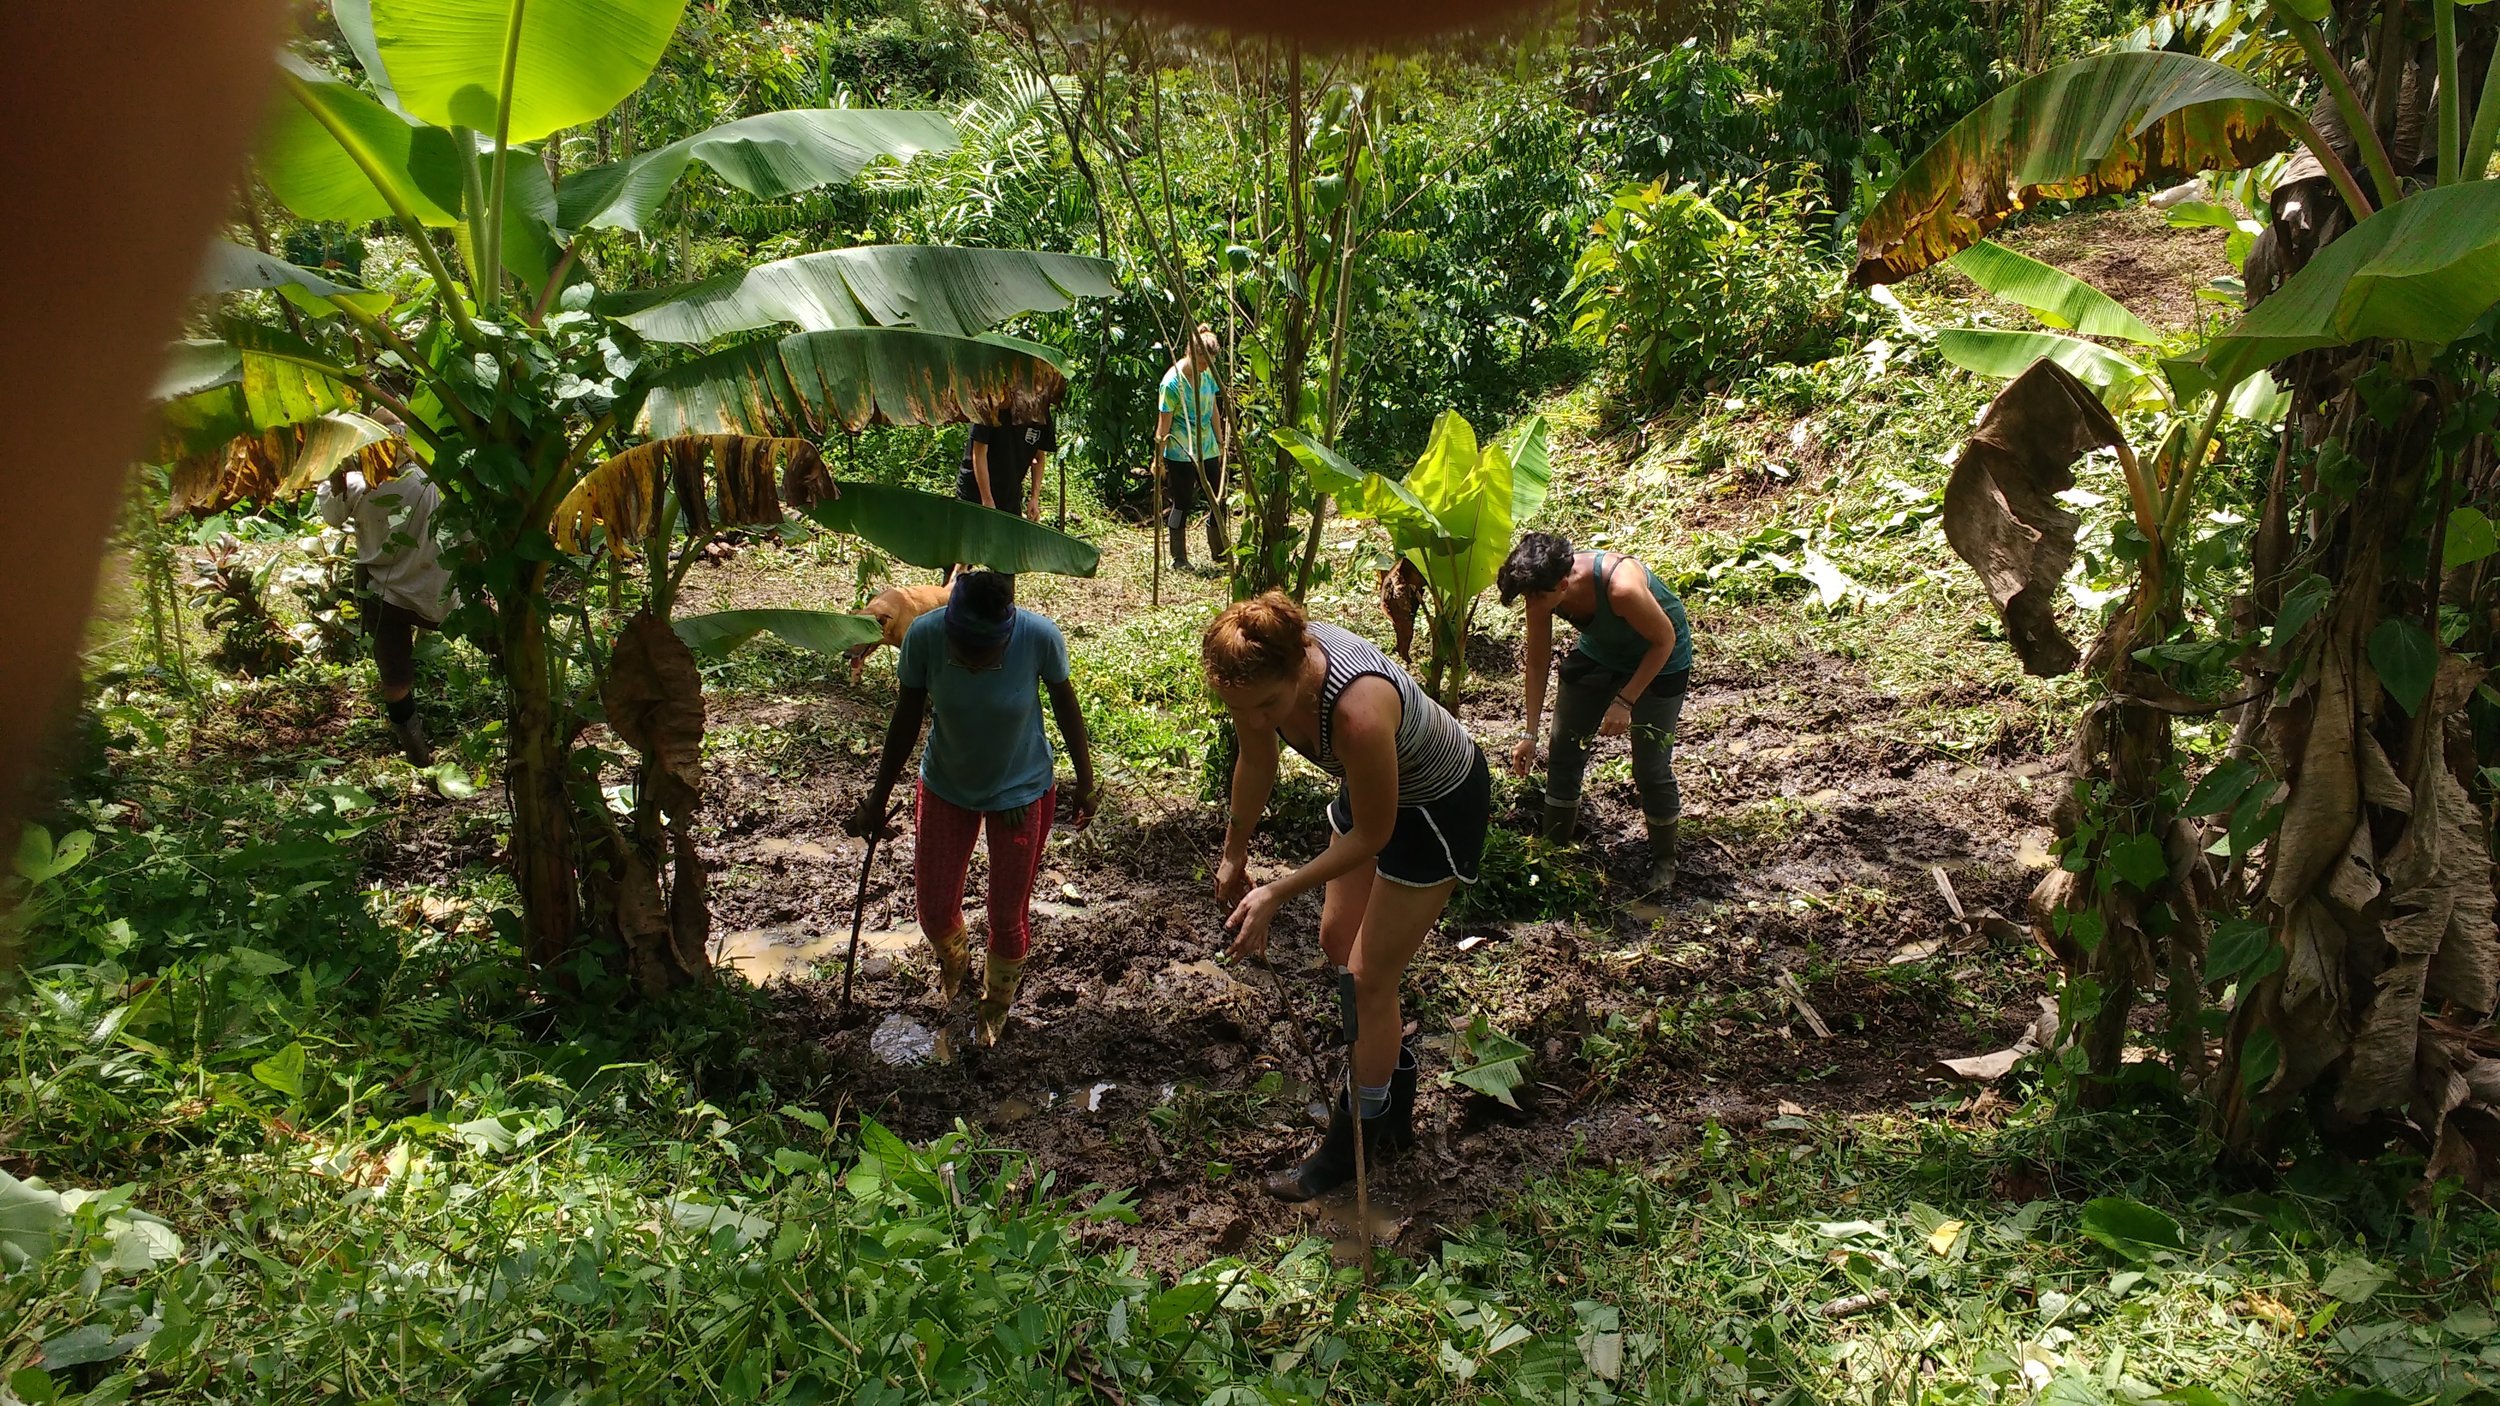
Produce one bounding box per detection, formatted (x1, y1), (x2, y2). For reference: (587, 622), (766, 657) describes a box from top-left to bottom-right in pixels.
(1049, 688), (1094, 796)
(1223, 749), (1277, 860)
(868, 698), (924, 796)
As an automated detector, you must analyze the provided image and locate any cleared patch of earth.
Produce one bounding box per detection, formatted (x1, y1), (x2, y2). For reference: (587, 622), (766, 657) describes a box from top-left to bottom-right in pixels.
(690, 577), (2060, 1269)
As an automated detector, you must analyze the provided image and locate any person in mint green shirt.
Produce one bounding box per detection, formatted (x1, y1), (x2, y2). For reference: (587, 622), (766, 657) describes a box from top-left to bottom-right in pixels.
(1154, 325), (1227, 570)
(848, 572), (1098, 1046)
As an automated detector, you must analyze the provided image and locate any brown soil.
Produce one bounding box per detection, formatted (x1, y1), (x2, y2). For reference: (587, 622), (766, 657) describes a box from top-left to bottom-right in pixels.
(686, 549), (2061, 1269)
(1927, 201), (2237, 335)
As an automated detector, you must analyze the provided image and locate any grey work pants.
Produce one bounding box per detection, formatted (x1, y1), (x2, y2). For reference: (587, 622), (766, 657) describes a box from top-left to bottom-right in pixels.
(1546, 669), (1685, 823)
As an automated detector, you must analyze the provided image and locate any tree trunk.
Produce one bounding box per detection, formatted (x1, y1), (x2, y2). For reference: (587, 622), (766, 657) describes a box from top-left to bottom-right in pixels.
(501, 571), (577, 976)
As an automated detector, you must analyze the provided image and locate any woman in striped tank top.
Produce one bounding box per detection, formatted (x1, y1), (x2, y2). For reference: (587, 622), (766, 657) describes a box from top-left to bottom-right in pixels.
(1201, 592), (1492, 1201)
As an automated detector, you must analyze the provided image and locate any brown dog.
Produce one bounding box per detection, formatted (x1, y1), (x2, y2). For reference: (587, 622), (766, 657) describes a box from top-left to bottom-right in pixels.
(845, 583), (952, 681)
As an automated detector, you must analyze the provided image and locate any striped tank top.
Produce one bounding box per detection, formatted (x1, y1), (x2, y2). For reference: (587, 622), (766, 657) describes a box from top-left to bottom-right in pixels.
(1304, 621), (1478, 805)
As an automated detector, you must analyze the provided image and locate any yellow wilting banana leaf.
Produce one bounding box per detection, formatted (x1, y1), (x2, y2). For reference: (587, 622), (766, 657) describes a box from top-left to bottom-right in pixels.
(167, 413), (402, 517)
(552, 435), (830, 555)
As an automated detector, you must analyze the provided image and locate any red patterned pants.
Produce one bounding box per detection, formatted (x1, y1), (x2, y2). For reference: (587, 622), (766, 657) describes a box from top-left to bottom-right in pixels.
(913, 780), (1057, 960)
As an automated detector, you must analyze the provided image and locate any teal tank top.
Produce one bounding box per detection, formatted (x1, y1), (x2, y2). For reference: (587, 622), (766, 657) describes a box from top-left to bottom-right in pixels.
(1568, 552), (1693, 677)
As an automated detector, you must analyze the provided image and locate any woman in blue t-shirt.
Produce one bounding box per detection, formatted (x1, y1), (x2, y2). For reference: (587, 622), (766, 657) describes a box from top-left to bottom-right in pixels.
(848, 573), (1098, 1044)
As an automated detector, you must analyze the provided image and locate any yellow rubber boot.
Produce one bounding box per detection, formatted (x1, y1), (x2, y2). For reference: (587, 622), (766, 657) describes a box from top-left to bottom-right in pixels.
(929, 924), (972, 1004)
(976, 957), (1025, 1047)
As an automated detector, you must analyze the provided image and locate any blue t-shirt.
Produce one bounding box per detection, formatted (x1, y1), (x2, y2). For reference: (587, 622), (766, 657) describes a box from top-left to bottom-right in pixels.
(897, 606), (1070, 812)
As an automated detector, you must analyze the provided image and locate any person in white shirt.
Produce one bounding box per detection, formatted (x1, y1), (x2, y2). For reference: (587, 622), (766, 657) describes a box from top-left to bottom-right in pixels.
(316, 451), (454, 764)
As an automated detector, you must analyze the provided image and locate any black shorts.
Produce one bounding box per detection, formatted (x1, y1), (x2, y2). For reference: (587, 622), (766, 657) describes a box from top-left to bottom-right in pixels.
(1326, 743), (1491, 888)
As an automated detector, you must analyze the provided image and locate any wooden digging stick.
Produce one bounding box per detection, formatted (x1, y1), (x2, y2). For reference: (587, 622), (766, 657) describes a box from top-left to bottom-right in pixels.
(1338, 968), (1373, 1286)
(838, 805), (897, 1013)
(1150, 460), (1164, 609)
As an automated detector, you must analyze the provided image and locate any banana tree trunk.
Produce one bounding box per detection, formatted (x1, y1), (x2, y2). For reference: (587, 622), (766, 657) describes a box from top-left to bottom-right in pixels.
(500, 572), (578, 975)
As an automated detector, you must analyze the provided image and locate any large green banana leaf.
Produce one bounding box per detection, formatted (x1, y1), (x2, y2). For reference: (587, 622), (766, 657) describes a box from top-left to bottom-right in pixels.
(607, 246), (1118, 344)
(558, 111), (957, 235)
(263, 55), (466, 227)
(195, 241), (395, 319)
(1946, 241), (2163, 345)
(369, 0), (687, 142)
(673, 609), (882, 658)
(1938, 328), (2154, 404)
(1500, 416), (1553, 526)
(1855, 52), (2301, 285)
(2188, 183), (2500, 395)
(636, 328), (1066, 438)
(154, 327), (360, 461)
(806, 482), (1100, 576)
(1273, 429), (1456, 548)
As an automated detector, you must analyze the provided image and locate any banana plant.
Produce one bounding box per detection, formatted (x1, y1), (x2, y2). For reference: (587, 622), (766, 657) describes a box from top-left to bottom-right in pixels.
(1277, 411), (1550, 707)
(163, 0), (1114, 998)
(1853, 9), (2500, 1162)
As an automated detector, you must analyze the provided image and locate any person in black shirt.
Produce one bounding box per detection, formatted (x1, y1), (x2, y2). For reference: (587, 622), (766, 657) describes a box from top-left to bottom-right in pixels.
(959, 415), (1058, 520)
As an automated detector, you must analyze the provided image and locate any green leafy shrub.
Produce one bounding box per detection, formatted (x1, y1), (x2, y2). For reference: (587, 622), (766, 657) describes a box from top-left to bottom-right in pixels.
(1571, 176), (1853, 404)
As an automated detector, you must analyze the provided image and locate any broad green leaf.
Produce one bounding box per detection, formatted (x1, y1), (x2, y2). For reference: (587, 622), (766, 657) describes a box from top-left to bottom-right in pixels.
(1947, 241), (2163, 344)
(371, 0), (688, 142)
(262, 56), (466, 227)
(665, 1198), (773, 1248)
(2194, 183), (2500, 394)
(2319, 1255), (2392, 1303)
(2204, 917), (2281, 983)
(2182, 757), (2261, 816)
(559, 110), (957, 234)
(1403, 409), (1483, 516)
(1500, 415), (1553, 525)
(673, 609), (882, 657)
(1274, 428), (1368, 496)
(2078, 1196), (2186, 1261)
(0, 1169), (68, 1271)
(637, 328), (1067, 439)
(2366, 617), (2435, 716)
(1938, 329), (2152, 403)
(1855, 53), (2301, 283)
(807, 482), (1099, 577)
(607, 245), (1117, 344)
(2444, 506), (2498, 569)
(154, 325), (360, 461)
(2221, 369), (2288, 422)
(1450, 1013), (1532, 1109)
(12, 826), (93, 885)
(2161, 198), (2254, 232)
(250, 1042), (308, 1100)
(2106, 831), (2170, 889)
(194, 241), (393, 319)
(330, 0), (405, 113)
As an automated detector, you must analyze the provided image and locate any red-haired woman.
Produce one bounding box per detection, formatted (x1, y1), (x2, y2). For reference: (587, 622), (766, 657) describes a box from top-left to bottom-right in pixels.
(1201, 592), (1490, 1200)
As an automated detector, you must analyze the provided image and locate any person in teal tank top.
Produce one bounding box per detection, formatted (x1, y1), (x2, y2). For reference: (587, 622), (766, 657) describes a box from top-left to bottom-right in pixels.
(1496, 531), (1693, 892)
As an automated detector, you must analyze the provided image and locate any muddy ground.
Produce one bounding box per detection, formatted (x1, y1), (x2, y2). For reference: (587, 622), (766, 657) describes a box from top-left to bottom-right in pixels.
(697, 578), (2062, 1268)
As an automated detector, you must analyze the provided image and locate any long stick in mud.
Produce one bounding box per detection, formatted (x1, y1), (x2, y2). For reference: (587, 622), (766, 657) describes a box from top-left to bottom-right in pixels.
(839, 811), (894, 1013)
(1337, 968), (1373, 1286)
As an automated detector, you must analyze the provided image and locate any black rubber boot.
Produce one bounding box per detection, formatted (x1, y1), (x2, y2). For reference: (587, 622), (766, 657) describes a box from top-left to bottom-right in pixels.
(1541, 798), (1581, 843)
(1165, 508), (1190, 570)
(1645, 815), (1680, 894)
(1264, 1065), (1415, 1202)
